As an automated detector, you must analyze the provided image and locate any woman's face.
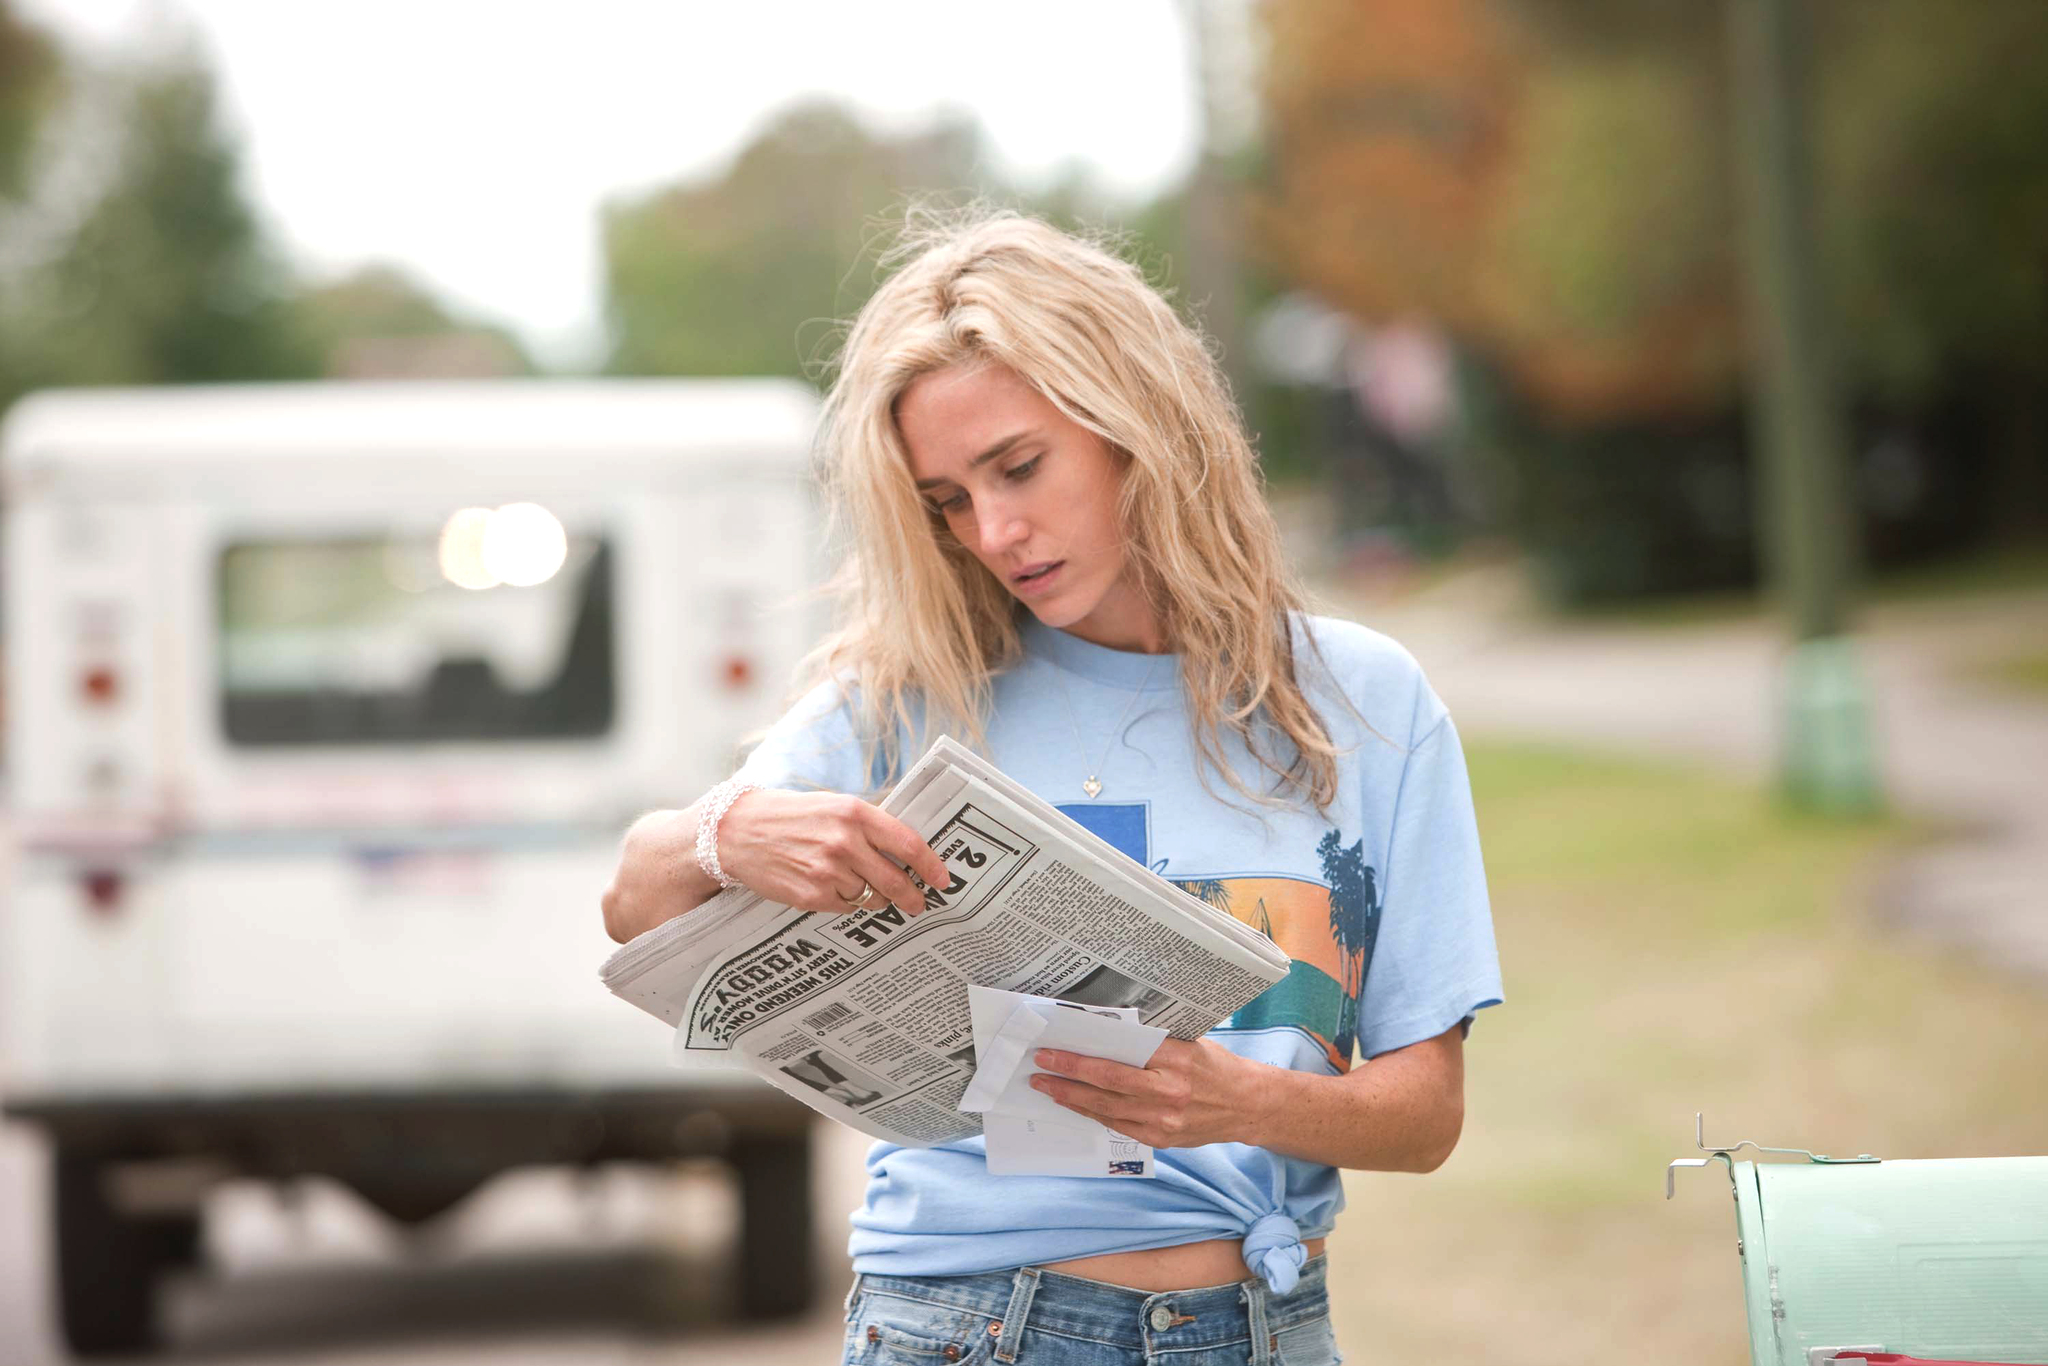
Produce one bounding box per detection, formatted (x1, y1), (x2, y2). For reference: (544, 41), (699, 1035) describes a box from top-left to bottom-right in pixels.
(896, 361), (1164, 653)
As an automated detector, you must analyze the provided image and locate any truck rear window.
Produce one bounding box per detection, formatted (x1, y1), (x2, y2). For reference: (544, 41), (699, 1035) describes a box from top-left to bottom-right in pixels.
(217, 532), (615, 746)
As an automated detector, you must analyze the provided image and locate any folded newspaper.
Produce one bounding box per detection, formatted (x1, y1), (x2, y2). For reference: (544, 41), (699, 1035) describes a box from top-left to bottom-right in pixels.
(599, 736), (1291, 1149)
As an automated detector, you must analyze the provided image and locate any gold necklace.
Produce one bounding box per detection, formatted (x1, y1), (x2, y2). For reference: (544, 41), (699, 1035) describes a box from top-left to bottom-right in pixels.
(1050, 656), (1165, 799)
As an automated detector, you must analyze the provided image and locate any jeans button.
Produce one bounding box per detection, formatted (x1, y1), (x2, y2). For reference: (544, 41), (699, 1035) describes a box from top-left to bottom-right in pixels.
(1149, 1305), (1175, 1332)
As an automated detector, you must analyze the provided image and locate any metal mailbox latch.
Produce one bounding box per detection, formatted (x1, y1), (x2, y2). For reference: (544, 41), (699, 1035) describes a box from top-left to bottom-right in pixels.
(1665, 1113), (1880, 1199)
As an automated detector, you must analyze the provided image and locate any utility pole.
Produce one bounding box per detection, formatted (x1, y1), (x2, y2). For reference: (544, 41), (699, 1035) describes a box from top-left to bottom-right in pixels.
(1182, 0), (1255, 404)
(1728, 0), (1881, 815)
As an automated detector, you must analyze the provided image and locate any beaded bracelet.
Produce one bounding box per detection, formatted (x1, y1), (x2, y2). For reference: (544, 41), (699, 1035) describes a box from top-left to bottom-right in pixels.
(694, 777), (759, 890)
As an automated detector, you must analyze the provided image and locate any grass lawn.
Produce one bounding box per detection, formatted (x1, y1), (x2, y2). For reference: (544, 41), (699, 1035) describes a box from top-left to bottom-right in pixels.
(1968, 645), (2048, 698)
(1324, 740), (2048, 1366)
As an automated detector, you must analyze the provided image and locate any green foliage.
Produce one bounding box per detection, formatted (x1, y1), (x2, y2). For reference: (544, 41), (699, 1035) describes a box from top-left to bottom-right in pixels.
(1363, 0), (2048, 597)
(301, 264), (468, 339)
(0, 47), (320, 412)
(1969, 646), (2048, 700)
(0, 33), (513, 412)
(600, 100), (1210, 388)
(294, 264), (535, 376)
(0, 1), (60, 201)
(602, 101), (990, 379)
(595, 97), (1328, 484)
(1506, 0), (1718, 53)
(1489, 53), (1730, 344)
(53, 61), (318, 383)
(1492, 0), (2048, 412)
(1818, 0), (2048, 398)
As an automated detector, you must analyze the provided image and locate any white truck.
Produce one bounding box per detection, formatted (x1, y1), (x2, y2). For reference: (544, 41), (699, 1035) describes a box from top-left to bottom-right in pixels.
(0, 379), (826, 1354)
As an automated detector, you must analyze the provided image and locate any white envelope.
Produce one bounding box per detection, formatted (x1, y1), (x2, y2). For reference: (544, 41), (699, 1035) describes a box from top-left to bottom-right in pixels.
(982, 1113), (1156, 1178)
(959, 985), (1167, 1178)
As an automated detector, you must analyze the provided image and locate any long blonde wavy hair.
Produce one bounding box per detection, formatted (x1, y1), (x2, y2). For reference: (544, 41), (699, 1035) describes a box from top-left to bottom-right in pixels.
(799, 204), (1346, 811)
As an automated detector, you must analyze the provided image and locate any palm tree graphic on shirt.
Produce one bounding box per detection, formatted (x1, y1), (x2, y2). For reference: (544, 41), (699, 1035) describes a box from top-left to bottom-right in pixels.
(1317, 830), (1380, 998)
(1155, 831), (1383, 1068)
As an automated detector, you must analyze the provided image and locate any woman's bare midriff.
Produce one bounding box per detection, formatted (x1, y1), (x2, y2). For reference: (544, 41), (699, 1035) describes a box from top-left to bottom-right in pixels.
(1036, 1235), (1327, 1293)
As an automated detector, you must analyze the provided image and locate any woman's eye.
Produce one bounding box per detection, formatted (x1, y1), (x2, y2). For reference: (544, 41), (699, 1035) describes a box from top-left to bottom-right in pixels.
(927, 457), (1035, 514)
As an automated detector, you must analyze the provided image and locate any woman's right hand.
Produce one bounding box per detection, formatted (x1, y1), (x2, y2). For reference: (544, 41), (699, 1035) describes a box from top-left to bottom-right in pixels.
(717, 789), (953, 917)
(601, 788), (952, 944)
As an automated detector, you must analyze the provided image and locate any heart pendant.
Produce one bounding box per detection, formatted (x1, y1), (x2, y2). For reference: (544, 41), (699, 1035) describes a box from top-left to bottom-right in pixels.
(1082, 776), (1103, 798)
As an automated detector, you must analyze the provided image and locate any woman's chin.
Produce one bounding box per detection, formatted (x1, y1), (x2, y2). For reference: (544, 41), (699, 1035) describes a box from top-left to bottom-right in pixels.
(1007, 571), (1134, 639)
(1019, 596), (1084, 631)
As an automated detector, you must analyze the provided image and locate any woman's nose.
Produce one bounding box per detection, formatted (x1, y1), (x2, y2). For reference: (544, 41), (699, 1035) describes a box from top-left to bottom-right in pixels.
(976, 506), (1029, 554)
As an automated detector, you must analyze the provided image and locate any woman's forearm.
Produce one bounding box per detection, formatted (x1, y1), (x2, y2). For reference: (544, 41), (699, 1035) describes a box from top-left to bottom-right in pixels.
(1242, 1031), (1464, 1172)
(601, 801), (722, 943)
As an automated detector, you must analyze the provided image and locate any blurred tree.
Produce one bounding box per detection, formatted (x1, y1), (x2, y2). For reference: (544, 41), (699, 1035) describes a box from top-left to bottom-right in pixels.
(1, 28), (524, 413)
(601, 100), (1214, 392)
(0, 40), (319, 412)
(1258, 0), (1736, 422)
(295, 264), (535, 378)
(1256, 0), (1520, 330)
(0, 0), (61, 201)
(1817, 0), (2048, 541)
(602, 101), (988, 379)
(596, 91), (1323, 481)
(301, 264), (469, 340)
(1513, 0), (2048, 520)
(1258, 0), (2048, 584)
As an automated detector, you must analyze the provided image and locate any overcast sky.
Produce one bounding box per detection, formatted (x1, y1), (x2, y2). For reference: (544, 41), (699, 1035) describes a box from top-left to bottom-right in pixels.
(20, 0), (1210, 368)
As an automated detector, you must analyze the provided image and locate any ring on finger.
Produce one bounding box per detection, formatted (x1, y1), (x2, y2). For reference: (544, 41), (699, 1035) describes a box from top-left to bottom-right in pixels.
(837, 880), (887, 912)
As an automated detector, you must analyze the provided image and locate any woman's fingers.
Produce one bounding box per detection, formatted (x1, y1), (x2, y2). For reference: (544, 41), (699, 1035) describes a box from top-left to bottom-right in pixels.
(710, 789), (950, 917)
(1032, 1073), (1147, 1122)
(849, 841), (930, 918)
(1030, 1049), (1200, 1138)
(1039, 1094), (1123, 1132)
(1036, 1050), (1180, 1097)
(822, 876), (867, 911)
(1030, 1075), (1184, 1149)
(857, 805), (953, 892)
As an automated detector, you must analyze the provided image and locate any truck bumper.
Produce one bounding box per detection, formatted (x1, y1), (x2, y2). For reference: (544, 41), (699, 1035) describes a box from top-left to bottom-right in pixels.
(2, 1084), (813, 1174)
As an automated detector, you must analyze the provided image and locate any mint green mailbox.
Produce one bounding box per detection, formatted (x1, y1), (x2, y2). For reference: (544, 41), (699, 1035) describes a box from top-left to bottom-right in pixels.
(1669, 1117), (2048, 1366)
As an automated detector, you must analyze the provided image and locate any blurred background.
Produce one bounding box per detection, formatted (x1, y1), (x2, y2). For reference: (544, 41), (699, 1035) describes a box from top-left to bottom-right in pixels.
(1, 0), (2044, 1362)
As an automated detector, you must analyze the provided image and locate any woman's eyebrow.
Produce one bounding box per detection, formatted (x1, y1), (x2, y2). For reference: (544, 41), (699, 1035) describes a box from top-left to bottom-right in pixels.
(914, 430), (1036, 489)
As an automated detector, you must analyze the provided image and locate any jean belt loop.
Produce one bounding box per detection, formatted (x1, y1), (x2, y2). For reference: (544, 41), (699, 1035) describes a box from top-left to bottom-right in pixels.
(843, 1272), (865, 1321)
(994, 1266), (1040, 1364)
(1243, 1277), (1275, 1366)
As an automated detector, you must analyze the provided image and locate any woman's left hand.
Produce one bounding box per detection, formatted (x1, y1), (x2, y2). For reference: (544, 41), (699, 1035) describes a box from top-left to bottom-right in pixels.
(1029, 1040), (1274, 1150)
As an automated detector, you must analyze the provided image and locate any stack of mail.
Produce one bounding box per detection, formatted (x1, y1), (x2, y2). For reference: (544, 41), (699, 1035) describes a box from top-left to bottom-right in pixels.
(958, 985), (1167, 1179)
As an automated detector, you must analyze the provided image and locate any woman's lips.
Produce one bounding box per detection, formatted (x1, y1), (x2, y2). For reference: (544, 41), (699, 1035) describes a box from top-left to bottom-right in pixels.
(1012, 561), (1065, 596)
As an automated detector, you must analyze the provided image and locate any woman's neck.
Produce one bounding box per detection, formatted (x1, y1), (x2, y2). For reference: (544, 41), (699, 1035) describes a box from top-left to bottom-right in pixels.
(1049, 582), (1170, 655)
(1061, 618), (1170, 654)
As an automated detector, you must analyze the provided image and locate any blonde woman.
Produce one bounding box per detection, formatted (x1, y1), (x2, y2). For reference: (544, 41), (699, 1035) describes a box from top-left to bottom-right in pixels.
(601, 209), (1502, 1366)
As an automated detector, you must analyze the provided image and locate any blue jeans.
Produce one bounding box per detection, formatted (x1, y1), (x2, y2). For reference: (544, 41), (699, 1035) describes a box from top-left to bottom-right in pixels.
(841, 1255), (1341, 1365)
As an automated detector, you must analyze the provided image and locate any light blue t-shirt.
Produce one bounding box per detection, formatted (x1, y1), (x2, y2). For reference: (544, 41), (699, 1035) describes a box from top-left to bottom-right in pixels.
(735, 613), (1503, 1294)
